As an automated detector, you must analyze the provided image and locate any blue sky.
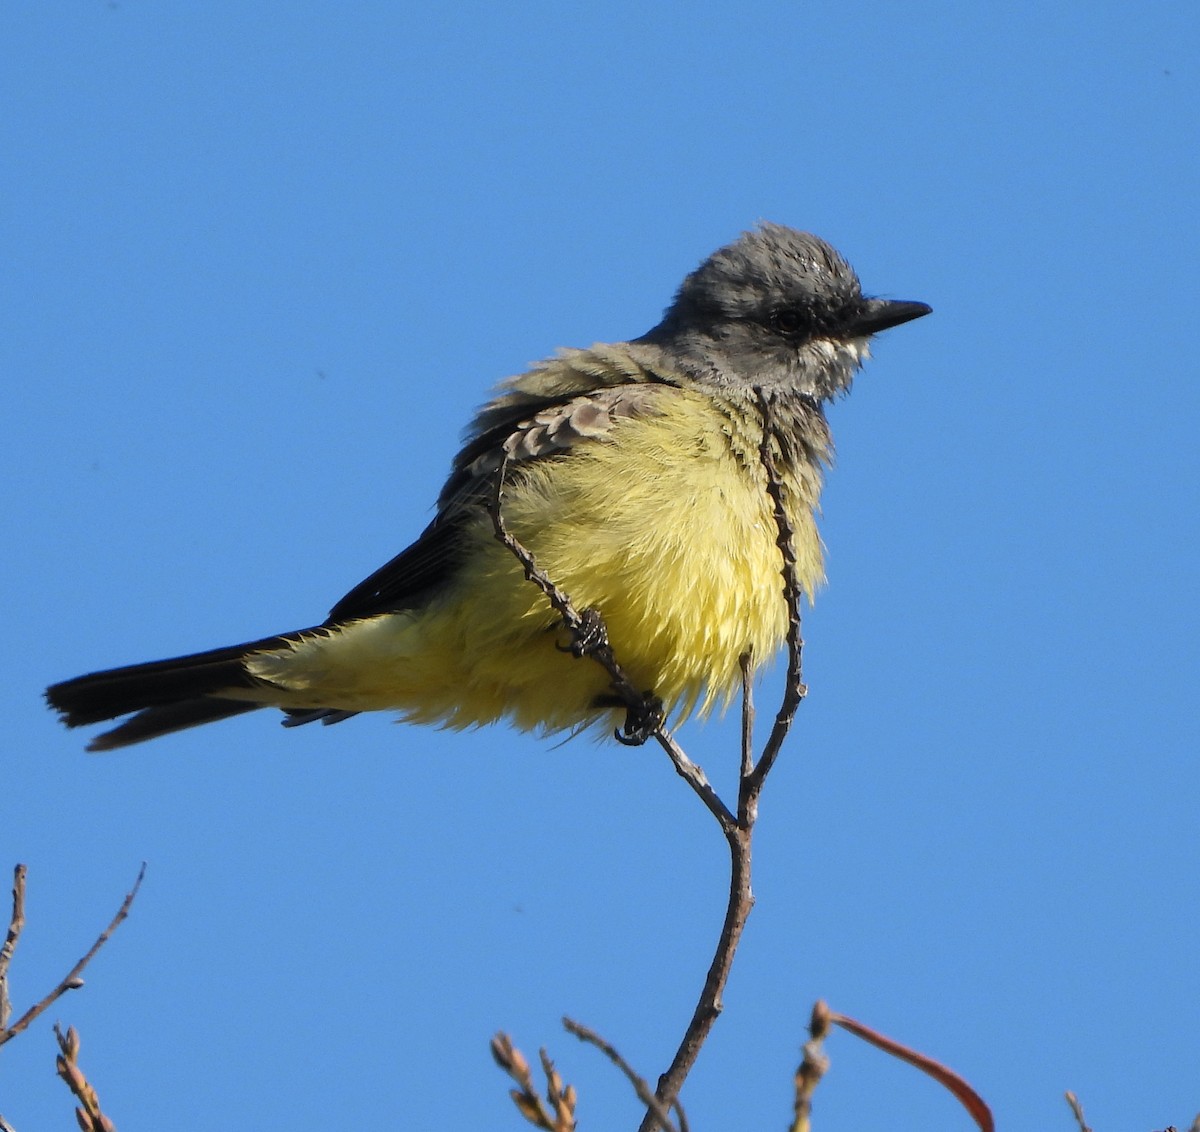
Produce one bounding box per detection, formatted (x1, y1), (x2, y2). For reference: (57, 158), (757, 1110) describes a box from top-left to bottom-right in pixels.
(4, 3), (1198, 1129)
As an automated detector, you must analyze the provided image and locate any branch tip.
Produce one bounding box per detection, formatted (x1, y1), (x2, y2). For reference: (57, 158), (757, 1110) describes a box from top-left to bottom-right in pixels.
(0, 862), (146, 1049)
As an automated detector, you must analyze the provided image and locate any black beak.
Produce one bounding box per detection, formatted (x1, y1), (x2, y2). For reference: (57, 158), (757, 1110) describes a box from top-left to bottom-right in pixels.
(844, 298), (932, 337)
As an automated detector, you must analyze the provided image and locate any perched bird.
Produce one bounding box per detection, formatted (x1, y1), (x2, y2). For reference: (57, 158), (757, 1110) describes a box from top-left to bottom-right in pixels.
(46, 223), (930, 751)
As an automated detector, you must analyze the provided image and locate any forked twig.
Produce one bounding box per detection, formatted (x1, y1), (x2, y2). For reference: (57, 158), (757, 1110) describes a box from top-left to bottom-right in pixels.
(0, 863), (146, 1048)
(634, 391), (807, 1130)
(489, 392), (806, 1132)
(748, 386), (808, 794)
(487, 458), (735, 830)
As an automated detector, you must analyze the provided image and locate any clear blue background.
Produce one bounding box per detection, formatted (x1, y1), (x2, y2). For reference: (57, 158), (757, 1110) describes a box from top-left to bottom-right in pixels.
(4, 4), (1198, 1130)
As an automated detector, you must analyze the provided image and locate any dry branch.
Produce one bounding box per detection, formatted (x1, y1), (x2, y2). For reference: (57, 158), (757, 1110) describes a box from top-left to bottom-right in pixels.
(1065, 1091), (1093, 1132)
(828, 1006), (994, 1132)
(488, 392), (807, 1131)
(562, 1016), (684, 1132)
(489, 392), (807, 1131)
(0, 866), (26, 1031)
(0, 863), (146, 1049)
(634, 390), (807, 1131)
(487, 457), (734, 828)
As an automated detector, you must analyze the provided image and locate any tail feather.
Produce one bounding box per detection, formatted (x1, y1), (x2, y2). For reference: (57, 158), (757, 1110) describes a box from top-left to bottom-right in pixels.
(45, 628), (323, 749)
(84, 699), (263, 752)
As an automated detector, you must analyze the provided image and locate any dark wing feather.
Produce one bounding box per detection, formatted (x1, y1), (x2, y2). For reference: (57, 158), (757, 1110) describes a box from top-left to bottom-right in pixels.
(325, 374), (671, 626)
(324, 391), (586, 625)
(324, 510), (470, 624)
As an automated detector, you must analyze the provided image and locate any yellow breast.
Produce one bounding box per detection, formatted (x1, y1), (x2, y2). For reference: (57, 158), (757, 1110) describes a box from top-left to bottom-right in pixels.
(248, 387), (827, 733)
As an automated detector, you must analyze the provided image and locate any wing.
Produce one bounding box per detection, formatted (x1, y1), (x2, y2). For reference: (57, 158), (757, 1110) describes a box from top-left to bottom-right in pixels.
(323, 508), (472, 625)
(325, 346), (675, 625)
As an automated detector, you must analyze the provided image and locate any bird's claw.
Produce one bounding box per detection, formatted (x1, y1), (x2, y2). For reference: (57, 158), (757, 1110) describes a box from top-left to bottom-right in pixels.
(558, 607), (609, 657)
(614, 693), (664, 746)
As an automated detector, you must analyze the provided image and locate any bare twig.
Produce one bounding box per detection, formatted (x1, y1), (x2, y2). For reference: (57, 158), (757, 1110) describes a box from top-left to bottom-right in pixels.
(738, 652), (755, 782)
(0, 863), (146, 1048)
(488, 458), (660, 741)
(637, 809), (752, 1132)
(0, 865), (26, 1030)
(651, 731), (736, 829)
(489, 463), (749, 1127)
(562, 1016), (684, 1132)
(490, 1032), (576, 1131)
(492, 392), (807, 1132)
(748, 387), (807, 794)
(829, 1007), (994, 1132)
(791, 1001), (832, 1132)
(488, 459), (735, 830)
(1064, 1092), (1092, 1132)
(650, 731), (736, 830)
(54, 1024), (117, 1132)
(635, 392), (808, 1131)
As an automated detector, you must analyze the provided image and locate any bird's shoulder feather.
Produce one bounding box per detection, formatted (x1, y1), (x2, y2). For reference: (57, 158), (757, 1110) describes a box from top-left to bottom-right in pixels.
(325, 344), (680, 624)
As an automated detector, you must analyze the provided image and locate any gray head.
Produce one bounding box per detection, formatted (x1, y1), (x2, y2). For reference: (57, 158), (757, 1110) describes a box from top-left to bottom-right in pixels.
(638, 223), (930, 400)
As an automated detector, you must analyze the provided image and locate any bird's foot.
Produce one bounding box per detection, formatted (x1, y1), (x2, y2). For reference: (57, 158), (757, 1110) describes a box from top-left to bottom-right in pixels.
(614, 693), (664, 746)
(559, 607), (609, 658)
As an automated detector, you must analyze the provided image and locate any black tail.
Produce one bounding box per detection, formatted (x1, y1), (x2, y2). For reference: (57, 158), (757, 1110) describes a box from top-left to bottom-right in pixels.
(46, 630), (317, 751)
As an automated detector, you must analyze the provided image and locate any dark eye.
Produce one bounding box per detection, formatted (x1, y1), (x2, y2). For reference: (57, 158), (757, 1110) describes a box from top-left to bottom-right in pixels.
(768, 308), (806, 336)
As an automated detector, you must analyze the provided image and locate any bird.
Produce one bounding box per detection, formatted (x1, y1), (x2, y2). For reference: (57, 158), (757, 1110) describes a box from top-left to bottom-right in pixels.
(46, 223), (931, 751)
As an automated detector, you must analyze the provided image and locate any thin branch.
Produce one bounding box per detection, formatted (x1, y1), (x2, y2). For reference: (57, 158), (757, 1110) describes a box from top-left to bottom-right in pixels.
(636, 391), (808, 1130)
(0, 865), (26, 1030)
(830, 1008), (994, 1132)
(54, 1024), (117, 1132)
(1064, 1092), (1092, 1132)
(488, 458), (660, 740)
(738, 652), (754, 783)
(491, 393), (807, 1132)
(0, 863), (146, 1048)
(562, 1016), (683, 1132)
(487, 458), (736, 831)
(651, 731), (736, 831)
(635, 813), (752, 1132)
(747, 386), (808, 796)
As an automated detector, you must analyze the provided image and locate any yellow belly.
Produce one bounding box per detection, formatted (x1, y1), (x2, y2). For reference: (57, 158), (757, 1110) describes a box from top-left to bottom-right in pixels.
(247, 389), (825, 732)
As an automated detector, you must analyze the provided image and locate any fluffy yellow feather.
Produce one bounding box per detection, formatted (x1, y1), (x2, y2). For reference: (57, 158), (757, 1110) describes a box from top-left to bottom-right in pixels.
(244, 381), (827, 731)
